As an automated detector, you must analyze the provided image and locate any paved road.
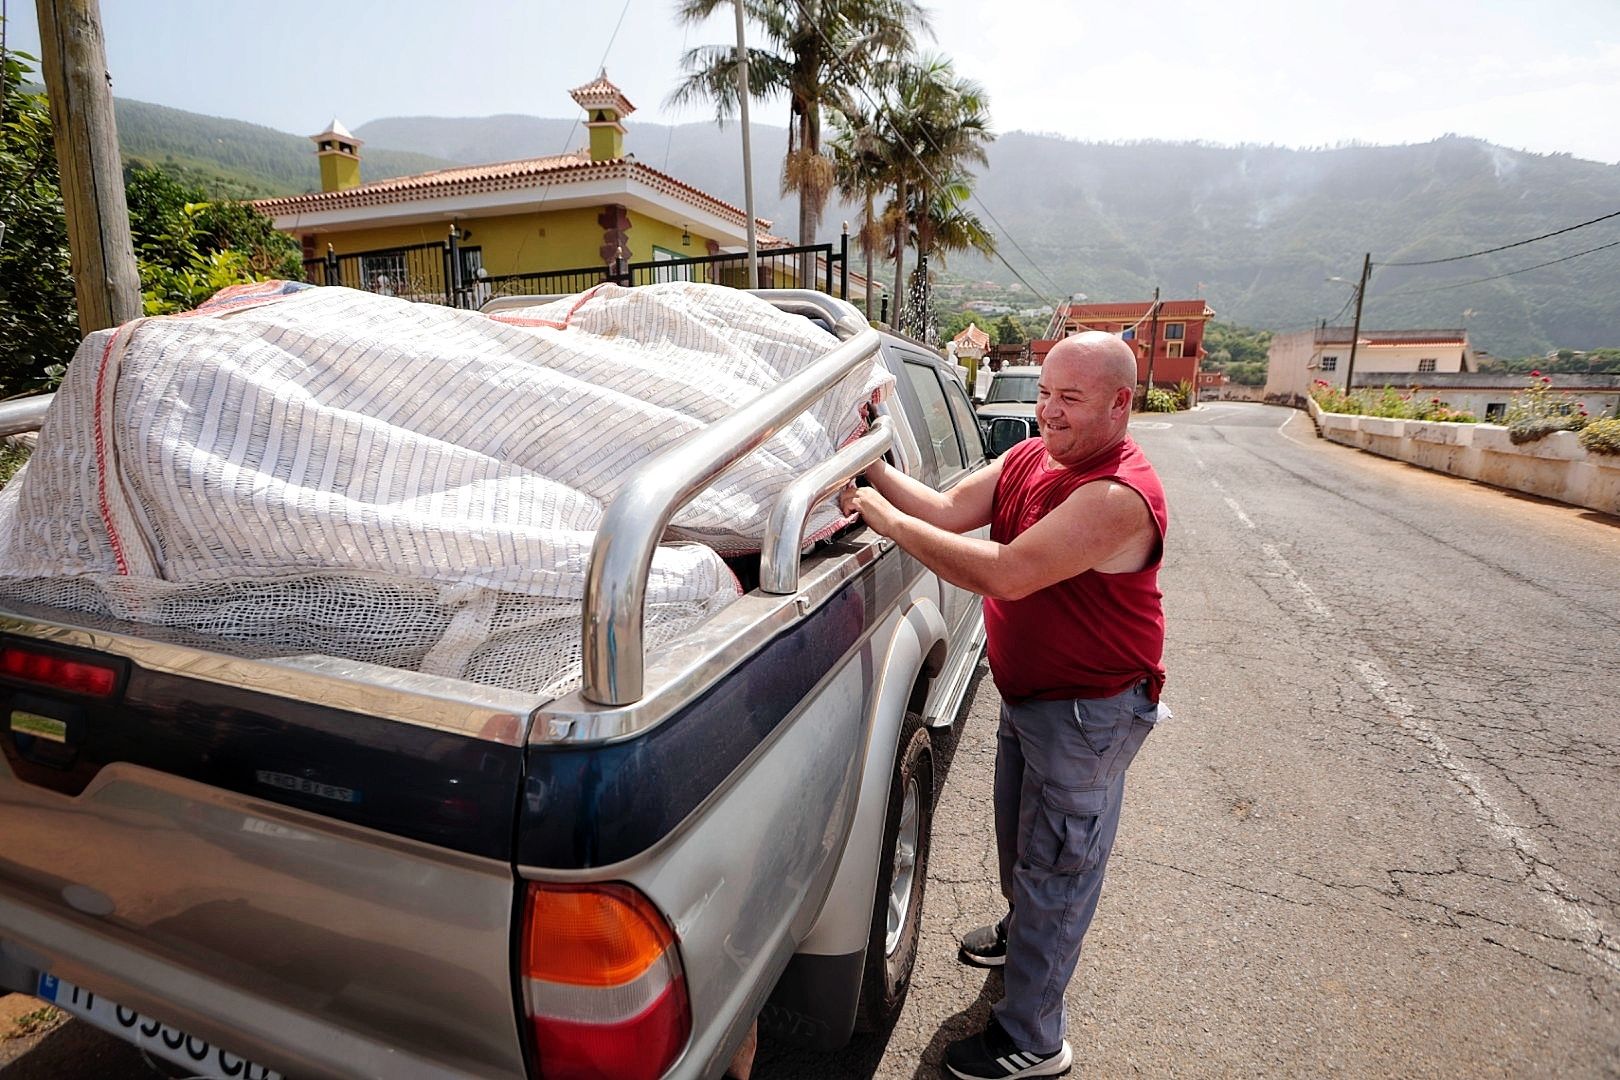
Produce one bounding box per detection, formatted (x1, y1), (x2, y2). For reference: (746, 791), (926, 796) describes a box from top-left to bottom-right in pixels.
(11, 403), (1620, 1078)
(759, 402), (1620, 1078)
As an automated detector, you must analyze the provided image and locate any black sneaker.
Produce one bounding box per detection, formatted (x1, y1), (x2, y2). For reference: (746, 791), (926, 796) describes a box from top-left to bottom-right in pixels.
(943, 1017), (1072, 1079)
(958, 916), (1008, 967)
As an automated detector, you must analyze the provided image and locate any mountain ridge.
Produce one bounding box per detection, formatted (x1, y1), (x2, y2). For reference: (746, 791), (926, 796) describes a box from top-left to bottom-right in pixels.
(102, 92), (1620, 356)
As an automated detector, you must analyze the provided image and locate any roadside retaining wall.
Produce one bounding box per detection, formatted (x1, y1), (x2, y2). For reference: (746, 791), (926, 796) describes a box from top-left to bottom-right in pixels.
(1305, 399), (1620, 515)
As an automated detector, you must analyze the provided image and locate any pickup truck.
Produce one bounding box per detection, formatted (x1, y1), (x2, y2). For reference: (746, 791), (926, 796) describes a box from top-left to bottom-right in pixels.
(0, 289), (988, 1079)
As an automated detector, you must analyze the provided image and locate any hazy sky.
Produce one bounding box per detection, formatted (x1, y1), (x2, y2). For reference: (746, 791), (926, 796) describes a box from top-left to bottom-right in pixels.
(8, 0), (1620, 164)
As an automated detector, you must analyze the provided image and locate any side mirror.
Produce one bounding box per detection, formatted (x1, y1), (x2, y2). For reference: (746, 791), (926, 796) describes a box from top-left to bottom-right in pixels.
(986, 417), (1031, 458)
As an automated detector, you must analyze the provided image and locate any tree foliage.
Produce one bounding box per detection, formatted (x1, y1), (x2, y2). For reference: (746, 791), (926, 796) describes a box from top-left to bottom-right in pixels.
(671, 0), (929, 255)
(0, 40), (308, 396)
(1201, 321), (1272, 385)
(125, 165), (303, 315)
(0, 45), (78, 395)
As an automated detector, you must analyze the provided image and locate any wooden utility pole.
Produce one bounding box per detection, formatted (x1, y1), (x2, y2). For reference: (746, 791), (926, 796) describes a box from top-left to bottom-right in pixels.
(35, 0), (141, 335)
(1344, 252), (1371, 394)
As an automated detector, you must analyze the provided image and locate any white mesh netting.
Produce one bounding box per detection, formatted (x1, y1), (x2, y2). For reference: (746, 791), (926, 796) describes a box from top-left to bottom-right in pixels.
(0, 281), (893, 699)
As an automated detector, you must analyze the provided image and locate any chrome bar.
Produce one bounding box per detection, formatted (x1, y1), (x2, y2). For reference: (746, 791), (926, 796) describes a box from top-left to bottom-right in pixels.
(747, 290), (868, 340)
(759, 416), (894, 595)
(0, 394), (53, 437)
(582, 325), (884, 706)
(479, 293), (571, 314)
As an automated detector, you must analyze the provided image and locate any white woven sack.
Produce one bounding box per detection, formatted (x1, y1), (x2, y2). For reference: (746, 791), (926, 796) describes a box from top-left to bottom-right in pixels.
(0, 281), (893, 698)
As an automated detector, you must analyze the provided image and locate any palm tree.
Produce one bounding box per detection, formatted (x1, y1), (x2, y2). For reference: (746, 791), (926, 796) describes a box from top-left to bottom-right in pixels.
(830, 102), (897, 319)
(900, 173), (997, 340)
(669, 0), (929, 281)
(878, 55), (993, 332)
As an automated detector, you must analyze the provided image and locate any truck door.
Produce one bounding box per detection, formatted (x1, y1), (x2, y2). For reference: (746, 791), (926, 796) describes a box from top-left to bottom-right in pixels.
(896, 356), (988, 644)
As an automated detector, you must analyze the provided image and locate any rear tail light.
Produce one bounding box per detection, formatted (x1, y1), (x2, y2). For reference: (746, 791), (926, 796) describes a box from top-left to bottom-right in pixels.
(521, 882), (691, 1080)
(0, 643), (120, 697)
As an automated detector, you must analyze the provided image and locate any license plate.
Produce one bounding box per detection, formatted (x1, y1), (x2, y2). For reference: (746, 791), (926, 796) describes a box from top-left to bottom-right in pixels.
(35, 973), (282, 1079)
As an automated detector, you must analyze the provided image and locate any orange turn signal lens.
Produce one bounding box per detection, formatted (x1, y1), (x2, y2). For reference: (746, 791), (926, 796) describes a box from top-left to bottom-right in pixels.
(523, 883), (676, 988)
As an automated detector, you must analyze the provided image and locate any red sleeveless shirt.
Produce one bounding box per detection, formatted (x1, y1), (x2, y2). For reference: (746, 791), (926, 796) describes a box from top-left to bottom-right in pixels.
(984, 435), (1168, 702)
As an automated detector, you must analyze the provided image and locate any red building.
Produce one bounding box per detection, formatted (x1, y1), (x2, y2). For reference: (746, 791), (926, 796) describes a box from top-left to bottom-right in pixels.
(1031, 299), (1215, 393)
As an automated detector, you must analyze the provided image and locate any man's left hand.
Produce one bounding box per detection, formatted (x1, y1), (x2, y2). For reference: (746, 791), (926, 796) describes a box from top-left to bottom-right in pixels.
(838, 481), (901, 538)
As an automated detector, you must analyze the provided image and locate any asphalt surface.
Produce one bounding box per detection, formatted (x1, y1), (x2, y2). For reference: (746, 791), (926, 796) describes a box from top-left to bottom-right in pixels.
(759, 402), (1620, 1079)
(9, 402), (1619, 1078)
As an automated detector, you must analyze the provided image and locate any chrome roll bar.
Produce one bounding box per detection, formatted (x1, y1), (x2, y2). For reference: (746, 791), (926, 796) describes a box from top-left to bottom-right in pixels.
(582, 323), (884, 706)
(479, 294), (570, 314)
(0, 394), (52, 438)
(759, 416), (894, 595)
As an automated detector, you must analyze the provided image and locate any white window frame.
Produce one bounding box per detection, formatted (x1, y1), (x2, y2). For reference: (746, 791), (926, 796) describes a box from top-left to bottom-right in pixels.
(1418, 357), (1437, 373)
(1321, 356), (1338, 372)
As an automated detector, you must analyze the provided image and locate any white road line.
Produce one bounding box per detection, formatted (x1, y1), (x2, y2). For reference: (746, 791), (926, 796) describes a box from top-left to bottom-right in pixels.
(1216, 486), (1620, 976)
(1355, 659), (1620, 977)
(1277, 408), (1317, 449)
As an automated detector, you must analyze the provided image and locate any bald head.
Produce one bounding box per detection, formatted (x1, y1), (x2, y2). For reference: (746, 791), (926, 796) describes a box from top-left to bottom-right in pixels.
(1035, 331), (1137, 465)
(1044, 331), (1138, 394)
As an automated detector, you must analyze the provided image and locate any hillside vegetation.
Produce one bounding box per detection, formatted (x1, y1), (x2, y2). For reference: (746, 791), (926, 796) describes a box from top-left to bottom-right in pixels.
(75, 92), (1620, 357)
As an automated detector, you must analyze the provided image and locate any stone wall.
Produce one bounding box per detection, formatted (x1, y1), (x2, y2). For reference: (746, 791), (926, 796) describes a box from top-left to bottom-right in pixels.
(1306, 399), (1620, 516)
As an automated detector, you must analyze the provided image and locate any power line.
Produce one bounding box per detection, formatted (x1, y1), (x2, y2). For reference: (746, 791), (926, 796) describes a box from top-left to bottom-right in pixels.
(1376, 237), (1620, 297)
(1379, 208), (1620, 267)
(782, 0), (1063, 308)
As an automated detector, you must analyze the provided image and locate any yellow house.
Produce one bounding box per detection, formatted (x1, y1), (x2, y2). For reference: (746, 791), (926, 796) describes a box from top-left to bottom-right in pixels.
(254, 73), (869, 307)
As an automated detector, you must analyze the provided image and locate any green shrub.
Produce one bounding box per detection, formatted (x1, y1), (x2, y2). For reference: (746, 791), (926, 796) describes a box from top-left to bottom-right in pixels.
(1509, 415), (1586, 444)
(1175, 379), (1195, 409)
(1144, 387), (1179, 412)
(1577, 417), (1620, 455)
(0, 440), (30, 489)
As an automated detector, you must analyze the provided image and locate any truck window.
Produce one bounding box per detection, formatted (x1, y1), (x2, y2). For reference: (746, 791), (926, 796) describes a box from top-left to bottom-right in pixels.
(944, 380), (987, 471)
(903, 361), (967, 479)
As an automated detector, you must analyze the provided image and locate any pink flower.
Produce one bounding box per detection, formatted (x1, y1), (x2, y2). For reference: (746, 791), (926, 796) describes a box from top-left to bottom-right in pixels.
(1530, 369), (1541, 377)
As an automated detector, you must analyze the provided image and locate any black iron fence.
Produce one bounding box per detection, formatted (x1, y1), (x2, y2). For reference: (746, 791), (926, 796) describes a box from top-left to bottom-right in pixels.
(305, 237), (851, 308)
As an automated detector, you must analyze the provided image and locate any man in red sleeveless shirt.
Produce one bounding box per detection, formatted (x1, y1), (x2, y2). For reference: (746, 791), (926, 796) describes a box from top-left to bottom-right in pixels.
(839, 332), (1168, 1080)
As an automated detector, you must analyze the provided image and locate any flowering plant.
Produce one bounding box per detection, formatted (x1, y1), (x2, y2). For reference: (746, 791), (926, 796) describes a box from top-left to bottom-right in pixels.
(1308, 380), (1477, 422)
(1506, 372), (1588, 443)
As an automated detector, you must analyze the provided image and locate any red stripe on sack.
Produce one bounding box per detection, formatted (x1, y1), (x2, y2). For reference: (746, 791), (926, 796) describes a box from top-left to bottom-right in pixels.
(487, 284), (608, 329)
(92, 330), (130, 576)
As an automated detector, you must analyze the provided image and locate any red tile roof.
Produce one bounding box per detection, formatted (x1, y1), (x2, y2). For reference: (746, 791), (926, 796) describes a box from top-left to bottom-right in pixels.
(1063, 300), (1214, 320)
(252, 151), (779, 238)
(952, 323), (991, 348)
(1315, 327), (1467, 347)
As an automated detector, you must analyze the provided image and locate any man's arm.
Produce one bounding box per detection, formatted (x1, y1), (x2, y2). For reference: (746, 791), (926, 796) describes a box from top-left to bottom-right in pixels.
(839, 478), (1154, 601)
(860, 456), (1001, 534)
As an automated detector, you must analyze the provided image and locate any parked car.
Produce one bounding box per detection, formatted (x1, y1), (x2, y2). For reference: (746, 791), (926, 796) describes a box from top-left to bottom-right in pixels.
(0, 290), (988, 1080)
(975, 365), (1041, 457)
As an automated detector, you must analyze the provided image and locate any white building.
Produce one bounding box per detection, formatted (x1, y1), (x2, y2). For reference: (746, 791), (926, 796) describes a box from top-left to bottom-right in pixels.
(1266, 327), (1471, 405)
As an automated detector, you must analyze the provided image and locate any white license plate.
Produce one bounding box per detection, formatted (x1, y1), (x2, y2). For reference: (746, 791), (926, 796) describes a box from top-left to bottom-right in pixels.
(35, 973), (283, 1079)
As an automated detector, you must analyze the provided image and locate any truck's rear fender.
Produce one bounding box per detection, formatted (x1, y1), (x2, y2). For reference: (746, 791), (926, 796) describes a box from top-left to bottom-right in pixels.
(794, 596), (946, 961)
(760, 596), (945, 1049)
(515, 548), (931, 1078)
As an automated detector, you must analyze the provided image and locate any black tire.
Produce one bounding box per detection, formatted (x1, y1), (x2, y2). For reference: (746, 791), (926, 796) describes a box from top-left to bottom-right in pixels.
(853, 711), (933, 1032)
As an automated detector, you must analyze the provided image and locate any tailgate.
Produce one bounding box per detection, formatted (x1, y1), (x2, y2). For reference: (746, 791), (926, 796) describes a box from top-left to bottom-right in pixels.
(0, 612), (537, 1079)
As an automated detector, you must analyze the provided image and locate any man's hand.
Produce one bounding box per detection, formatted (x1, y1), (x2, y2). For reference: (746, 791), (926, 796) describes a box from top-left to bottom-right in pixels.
(838, 481), (902, 537)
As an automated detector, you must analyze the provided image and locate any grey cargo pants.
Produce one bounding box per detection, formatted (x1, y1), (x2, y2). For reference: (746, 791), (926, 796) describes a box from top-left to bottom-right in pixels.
(991, 683), (1159, 1054)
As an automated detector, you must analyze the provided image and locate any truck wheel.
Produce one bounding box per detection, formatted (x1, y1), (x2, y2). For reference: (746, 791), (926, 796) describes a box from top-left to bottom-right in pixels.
(853, 712), (933, 1032)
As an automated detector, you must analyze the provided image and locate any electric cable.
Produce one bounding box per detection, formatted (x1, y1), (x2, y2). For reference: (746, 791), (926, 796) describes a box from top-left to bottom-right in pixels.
(1380, 208), (1620, 267)
(1375, 237), (1620, 297)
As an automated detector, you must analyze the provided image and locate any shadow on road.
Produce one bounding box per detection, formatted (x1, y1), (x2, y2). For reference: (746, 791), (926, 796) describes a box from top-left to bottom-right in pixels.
(907, 971), (1001, 1080)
